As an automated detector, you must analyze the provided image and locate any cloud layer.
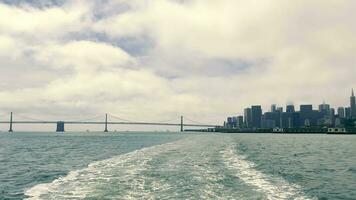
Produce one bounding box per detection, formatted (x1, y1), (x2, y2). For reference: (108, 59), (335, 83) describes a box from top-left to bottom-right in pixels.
(0, 0), (355, 130)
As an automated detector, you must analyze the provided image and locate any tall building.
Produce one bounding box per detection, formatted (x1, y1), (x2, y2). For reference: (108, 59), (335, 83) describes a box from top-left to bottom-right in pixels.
(251, 106), (262, 128)
(286, 105), (295, 113)
(263, 112), (281, 128)
(345, 107), (352, 119)
(271, 104), (277, 112)
(319, 102), (331, 115)
(300, 105), (313, 127)
(262, 113), (276, 129)
(237, 116), (244, 128)
(351, 88), (356, 118)
(277, 107), (283, 113)
(337, 107), (345, 118)
(232, 116), (238, 128)
(226, 117), (233, 128)
(244, 108), (252, 128)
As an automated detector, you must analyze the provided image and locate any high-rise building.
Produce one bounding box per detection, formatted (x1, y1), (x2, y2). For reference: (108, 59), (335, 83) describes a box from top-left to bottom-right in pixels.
(271, 104), (277, 113)
(286, 105), (295, 113)
(226, 117), (233, 128)
(262, 113), (276, 129)
(300, 105), (313, 127)
(244, 108), (252, 128)
(232, 116), (238, 128)
(330, 108), (336, 125)
(237, 116), (244, 128)
(251, 106), (262, 128)
(351, 88), (356, 118)
(337, 107), (345, 118)
(300, 105), (313, 113)
(277, 107), (283, 113)
(263, 112), (281, 128)
(319, 102), (331, 117)
(345, 107), (352, 119)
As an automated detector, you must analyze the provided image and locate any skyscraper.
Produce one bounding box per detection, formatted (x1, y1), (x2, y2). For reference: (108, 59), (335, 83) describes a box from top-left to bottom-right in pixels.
(251, 106), (262, 128)
(286, 105), (295, 113)
(337, 107), (345, 118)
(345, 107), (352, 119)
(351, 88), (356, 118)
(318, 102), (331, 117)
(271, 104), (277, 113)
(237, 116), (244, 128)
(277, 107), (283, 113)
(300, 105), (313, 127)
(244, 108), (252, 128)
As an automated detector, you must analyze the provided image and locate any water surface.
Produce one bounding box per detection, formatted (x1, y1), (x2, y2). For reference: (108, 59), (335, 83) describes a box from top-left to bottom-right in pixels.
(0, 132), (355, 199)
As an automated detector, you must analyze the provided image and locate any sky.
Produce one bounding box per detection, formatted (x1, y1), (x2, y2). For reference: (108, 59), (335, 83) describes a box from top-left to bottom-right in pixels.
(0, 0), (356, 131)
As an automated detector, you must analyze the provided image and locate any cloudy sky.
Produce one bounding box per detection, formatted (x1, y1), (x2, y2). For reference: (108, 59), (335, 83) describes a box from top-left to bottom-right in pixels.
(0, 0), (355, 131)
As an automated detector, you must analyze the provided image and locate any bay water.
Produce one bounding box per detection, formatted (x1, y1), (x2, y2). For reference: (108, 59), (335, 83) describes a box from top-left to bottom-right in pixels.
(0, 132), (355, 199)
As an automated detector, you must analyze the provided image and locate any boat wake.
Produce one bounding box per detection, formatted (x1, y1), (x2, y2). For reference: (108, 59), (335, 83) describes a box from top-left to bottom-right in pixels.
(25, 139), (183, 200)
(25, 135), (315, 199)
(221, 145), (314, 200)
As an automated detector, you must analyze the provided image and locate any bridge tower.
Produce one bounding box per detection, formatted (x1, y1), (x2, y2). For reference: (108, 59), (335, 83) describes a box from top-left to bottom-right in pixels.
(9, 112), (13, 132)
(180, 116), (184, 132)
(56, 121), (65, 132)
(104, 113), (108, 132)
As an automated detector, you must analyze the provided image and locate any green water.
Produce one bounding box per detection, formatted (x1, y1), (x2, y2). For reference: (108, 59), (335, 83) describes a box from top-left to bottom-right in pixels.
(0, 132), (355, 199)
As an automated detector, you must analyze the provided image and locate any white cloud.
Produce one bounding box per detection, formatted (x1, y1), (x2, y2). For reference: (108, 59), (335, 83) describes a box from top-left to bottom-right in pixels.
(0, 1), (90, 38)
(1, 0), (356, 130)
(33, 40), (136, 72)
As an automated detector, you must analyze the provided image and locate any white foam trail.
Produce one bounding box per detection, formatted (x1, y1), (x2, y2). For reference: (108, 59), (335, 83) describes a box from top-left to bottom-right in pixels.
(25, 140), (185, 200)
(221, 145), (314, 200)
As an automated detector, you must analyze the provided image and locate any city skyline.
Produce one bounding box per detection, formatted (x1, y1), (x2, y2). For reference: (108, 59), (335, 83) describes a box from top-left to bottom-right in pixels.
(225, 89), (356, 129)
(227, 89), (356, 117)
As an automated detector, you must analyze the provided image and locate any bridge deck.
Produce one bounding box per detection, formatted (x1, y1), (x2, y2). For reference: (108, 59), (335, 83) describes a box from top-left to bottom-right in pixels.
(0, 121), (218, 127)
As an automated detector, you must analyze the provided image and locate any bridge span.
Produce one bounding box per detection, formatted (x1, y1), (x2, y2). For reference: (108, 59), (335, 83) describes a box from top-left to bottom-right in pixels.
(0, 113), (219, 132)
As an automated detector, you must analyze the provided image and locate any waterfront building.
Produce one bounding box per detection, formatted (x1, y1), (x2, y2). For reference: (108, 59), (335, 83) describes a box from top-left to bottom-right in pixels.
(232, 116), (238, 128)
(244, 108), (252, 128)
(281, 112), (293, 128)
(335, 117), (342, 127)
(300, 105), (313, 127)
(237, 116), (244, 128)
(345, 107), (352, 119)
(227, 117), (233, 124)
(251, 106), (262, 128)
(262, 117), (276, 129)
(351, 89), (356, 118)
(292, 112), (301, 127)
(263, 112), (281, 128)
(286, 105), (295, 113)
(330, 108), (336, 126)
(338, 107), (345, 118)
(226, 117), (233, 128)
(331, 108), (335, 116)
(318, 102), (334, 126)
(277, 107), (283, 113)
(319, 102), (331, 117)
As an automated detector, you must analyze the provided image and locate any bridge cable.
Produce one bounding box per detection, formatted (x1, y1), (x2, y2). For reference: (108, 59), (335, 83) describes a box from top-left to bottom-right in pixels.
(69, 114), (103, 122)
(15, 114), (45, 121)
(184, 116), (208, 125)
(107, 113), (133, 122)
(154, 117), (182, 124)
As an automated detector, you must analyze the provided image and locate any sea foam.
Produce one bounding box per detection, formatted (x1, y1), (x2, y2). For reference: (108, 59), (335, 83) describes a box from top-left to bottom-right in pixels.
(24, 140), (183, 200)
(221, 145), (314, 200)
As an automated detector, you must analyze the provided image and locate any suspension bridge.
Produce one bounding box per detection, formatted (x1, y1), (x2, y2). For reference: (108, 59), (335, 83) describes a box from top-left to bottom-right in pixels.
(0, 112), (219, 132)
